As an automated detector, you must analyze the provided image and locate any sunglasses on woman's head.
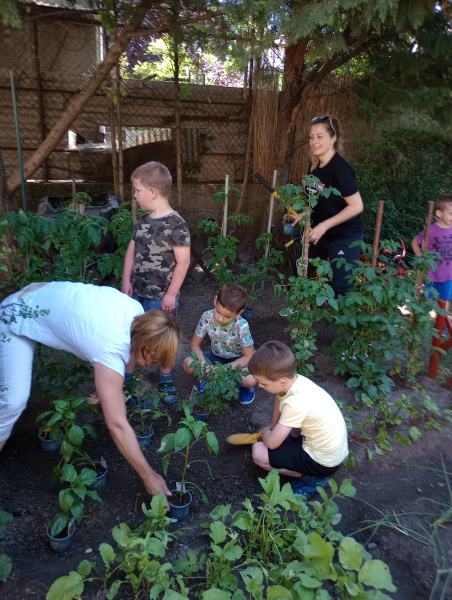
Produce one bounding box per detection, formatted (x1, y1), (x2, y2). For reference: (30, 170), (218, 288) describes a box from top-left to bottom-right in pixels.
(311, 115), (336, 135)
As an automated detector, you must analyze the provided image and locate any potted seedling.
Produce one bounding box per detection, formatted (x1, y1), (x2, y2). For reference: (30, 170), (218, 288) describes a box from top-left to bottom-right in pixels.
(158, 405), (219, 520)
(276, 183), (308, 235)
(125, 374), (171, 448)
(47, 463), (103, 552)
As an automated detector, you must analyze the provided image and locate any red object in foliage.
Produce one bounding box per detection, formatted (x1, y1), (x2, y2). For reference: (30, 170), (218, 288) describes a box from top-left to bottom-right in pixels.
(360, 237), (408, 279)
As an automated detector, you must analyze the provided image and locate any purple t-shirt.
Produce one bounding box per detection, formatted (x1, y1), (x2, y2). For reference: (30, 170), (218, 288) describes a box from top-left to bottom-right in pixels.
(416, 223), (452, 282)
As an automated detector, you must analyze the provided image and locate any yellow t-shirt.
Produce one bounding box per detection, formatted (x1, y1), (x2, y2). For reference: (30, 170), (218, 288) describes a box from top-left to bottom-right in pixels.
(278, 375), (349, 467)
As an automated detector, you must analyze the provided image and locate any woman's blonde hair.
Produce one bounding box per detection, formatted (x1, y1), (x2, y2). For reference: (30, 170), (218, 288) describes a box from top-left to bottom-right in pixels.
(309, 115), (343, 171)
(130, 311), (182, 369)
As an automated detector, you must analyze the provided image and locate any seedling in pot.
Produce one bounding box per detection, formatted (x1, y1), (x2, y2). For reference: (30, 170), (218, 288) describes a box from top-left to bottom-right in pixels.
(158, 405), (219, 507)
(125, 374), (172, 437)
(48, 463), (103, 539)
(188, 353), (245, 416)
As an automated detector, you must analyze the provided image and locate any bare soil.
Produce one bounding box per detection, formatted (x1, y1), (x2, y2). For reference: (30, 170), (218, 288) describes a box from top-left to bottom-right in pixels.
(0, 279), (451, 599)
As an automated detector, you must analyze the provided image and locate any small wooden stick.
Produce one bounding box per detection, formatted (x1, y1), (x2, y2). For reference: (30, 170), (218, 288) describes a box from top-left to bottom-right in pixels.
(71, 179), (76, 199)
(301, 209), (311, 277)
(371, 200), (384, 270)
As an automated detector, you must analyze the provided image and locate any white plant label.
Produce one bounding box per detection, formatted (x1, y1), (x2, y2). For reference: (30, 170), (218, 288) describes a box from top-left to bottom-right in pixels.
(176, 482), (186, 493)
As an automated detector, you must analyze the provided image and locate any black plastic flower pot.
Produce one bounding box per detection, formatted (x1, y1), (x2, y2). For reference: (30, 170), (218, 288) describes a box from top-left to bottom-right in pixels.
(168, 490), (192, 521)
(192, 406), (209, 422)
(134, 424), (154, 448)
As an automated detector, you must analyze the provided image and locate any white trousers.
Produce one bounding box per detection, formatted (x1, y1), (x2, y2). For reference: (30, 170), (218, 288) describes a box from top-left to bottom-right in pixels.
(0, 291), (38, 441)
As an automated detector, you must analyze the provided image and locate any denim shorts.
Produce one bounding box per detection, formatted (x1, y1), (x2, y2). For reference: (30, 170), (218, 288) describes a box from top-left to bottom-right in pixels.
(132, 294), (179, 317)
(203, 350), (242, 365)
(426, 281), (452, 302)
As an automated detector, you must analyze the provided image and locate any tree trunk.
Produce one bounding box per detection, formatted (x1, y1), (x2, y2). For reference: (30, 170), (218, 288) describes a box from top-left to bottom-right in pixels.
(0, 149), (18, 214)
(6, 0), (155, 194)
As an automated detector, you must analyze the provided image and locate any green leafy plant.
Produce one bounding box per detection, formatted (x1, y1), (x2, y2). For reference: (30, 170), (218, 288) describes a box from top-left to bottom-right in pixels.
(73, 192), (92, 206)
(33, 347), (92, 400)
(188, 353), (246, 415)
(48, 463), (103, 538)
(108, 202), (147, 282)
(275, 258), (337, 375)
(330, 241), (440, 402)
(0, 511), (13, 583)
(158, 405), (219, 505)
(124, 373), (171, 436)
(35, 395), (98, 482)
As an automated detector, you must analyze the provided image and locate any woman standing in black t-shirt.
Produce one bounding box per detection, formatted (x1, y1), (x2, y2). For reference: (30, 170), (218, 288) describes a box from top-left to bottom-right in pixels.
(289, 116), (364, 295)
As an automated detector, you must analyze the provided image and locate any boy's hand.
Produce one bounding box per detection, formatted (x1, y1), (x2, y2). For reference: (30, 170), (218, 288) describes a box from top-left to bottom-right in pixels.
(121, 282), (133, 297)
(161, 292), (176, 314)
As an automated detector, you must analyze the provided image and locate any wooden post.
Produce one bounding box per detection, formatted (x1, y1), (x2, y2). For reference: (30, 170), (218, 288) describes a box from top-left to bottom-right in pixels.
(174, 43), (182, 208)
(110, 105), (119, 199)
(300, 210), (311, 277)
(237, 59), (255, 215)
(261, 169), (277, 291)
(32, 19), (48, 181)
(131, 182), (137, 225)
(115, 62), (124, 203)
(371, 200), (384, 270)
(71, 179), (76, 199)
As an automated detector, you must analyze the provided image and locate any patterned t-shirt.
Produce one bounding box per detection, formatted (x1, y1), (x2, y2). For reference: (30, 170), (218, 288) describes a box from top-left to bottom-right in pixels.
(415, 223), (452, 283)
(131, 211), (190, 299)
(195, 309), (254, 358)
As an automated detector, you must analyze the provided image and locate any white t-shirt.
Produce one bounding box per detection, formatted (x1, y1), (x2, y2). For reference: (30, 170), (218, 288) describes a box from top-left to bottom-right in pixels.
(8, 282), (144, 376)
(278, 375), (349, 467)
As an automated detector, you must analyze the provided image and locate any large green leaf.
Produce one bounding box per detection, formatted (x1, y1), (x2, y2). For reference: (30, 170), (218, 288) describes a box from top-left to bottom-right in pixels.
(68, 424), (84, 446)
(210, 521), (227, 544)
(47, 571), (84, 600)
(206, 431), (219, 455)
(202, 590), (232, 600)
(174, 427), (192, 452)
(100, 543), (116, 567)
(267, 585), (292, 599)
(339, 537), (363, 570)
(0, 554), (12, 583)
(358, 560), (397, 592)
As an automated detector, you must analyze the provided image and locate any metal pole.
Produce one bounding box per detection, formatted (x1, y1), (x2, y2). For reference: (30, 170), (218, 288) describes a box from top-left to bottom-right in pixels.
(10, 71), (27, 214)
(222, 175), (229, 237)
(261, 170), (277, 291)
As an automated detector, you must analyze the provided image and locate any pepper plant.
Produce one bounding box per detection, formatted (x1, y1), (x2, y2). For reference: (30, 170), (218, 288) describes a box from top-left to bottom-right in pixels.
(158, 405), (219, 505)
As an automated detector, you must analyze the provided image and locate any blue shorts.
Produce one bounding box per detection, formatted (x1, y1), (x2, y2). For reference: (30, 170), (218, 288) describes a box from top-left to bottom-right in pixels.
(426, 281), (452, 302)
(203, 350), (241, 365)
(132, 294), (179, 318)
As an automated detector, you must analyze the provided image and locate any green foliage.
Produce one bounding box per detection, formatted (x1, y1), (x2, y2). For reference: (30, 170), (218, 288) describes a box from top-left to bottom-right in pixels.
(330, 241), (440, 402)
(33, 347), (92, 400)
(0, 511), (13, 583)
(188, 353), (245, 415)
(275, 259), (337, 376)
(49, 463), (102, 538)
(125, 373), (171, 434)
(350, 128), (452, 242)
(158, 405), (219, 504)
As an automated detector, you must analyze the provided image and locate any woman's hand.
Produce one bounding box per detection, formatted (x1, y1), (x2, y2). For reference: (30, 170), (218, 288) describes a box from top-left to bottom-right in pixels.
(144, 471), (172, 497)
(285, 212), (305, 227)
(308, 222), (328, 245)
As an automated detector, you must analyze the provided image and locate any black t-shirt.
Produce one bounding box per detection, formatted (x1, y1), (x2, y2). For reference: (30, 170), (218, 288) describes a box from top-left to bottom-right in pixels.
(308, 152), (363, 240)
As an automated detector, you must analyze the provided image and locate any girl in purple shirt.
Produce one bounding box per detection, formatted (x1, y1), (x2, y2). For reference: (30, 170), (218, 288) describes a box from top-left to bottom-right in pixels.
(412, 194), (452, 309)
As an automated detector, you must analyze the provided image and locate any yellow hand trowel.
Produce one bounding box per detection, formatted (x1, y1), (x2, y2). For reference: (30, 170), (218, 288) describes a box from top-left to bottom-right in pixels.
(226, 433), (262, 445)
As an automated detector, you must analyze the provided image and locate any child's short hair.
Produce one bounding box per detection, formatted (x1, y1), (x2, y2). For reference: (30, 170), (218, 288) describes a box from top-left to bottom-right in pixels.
(436, 194), (452, 212)
(131, 311), (182, 369)
(216, 283), (248, 313)
(131, 161), (172, 199)
(248, 340), (297, 380)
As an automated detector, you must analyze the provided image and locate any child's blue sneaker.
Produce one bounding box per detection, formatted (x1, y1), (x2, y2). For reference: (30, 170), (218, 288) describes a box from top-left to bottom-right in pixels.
(159, 380), (178, 405)
(239, 386), (255, 405)
(290, 476), (329, 498)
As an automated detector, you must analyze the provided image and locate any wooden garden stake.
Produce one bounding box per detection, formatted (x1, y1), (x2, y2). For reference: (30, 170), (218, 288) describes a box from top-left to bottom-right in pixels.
(300, 209), (311, 277)
(222, 175), (229, 237)
(261, 170), (277, 291)
(71, 179), (76, 199)
(371, 200), (384, 270)
(132, 183), (137, 225)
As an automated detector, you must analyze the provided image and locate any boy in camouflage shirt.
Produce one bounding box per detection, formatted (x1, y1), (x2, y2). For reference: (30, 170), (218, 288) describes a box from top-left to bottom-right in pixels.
(122, 161), (191, 404)
(182, 283), (256, 405)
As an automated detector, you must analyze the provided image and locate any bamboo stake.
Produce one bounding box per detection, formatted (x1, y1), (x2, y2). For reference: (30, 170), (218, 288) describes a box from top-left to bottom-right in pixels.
(301, 210), (311, 277)
(371, 200), (384, 270)
(71, 179), (76, 199)
(261, 169), (277, 291)
(110, 105), (119, 199)
(223, 175), (229, 237)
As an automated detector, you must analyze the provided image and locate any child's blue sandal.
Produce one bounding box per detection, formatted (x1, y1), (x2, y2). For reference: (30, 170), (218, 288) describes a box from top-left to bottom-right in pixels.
(159, 380), (178, 405)
(126, 396), (154, 410)
(290, 476), (329, 498)
(239, 386), (255, 405)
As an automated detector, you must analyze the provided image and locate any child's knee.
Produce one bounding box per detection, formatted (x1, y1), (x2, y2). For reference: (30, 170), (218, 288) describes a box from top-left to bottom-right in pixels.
(241, 373), (256, 388)
(252, 441), (266, 466)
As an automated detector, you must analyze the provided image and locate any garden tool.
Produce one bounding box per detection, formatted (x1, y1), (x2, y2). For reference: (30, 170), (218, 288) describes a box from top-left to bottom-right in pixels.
(226, 432), (262, 445)
(254, 172), (298, 217)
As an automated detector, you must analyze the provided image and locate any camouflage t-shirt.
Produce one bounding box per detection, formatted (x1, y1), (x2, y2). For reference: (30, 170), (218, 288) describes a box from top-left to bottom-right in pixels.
(131, 211), (190, 300)
(195, 309), (254, 358)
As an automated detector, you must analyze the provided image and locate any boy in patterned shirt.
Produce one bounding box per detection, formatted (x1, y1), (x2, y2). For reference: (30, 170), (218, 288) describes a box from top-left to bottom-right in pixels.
(183, 283), (256, 404)
(122, 161), (191, 405)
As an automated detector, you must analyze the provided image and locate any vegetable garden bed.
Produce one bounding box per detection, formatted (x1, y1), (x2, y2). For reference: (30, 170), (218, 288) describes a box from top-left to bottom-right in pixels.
(0, 281), (451, 600)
